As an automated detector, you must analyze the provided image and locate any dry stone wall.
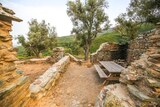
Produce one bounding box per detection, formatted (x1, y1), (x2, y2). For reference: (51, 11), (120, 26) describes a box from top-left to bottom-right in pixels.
(120, 24), (160, 106)
(47, 47), (64, 63)
(127, 29), (155, 63)
(96, 23), (160, 107)
(0, 4), (30, 107)
(90, 43), (119, 63)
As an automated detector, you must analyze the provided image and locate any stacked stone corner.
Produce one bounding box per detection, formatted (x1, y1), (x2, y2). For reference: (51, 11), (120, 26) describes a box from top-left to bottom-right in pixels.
(0, 4), (30, 107)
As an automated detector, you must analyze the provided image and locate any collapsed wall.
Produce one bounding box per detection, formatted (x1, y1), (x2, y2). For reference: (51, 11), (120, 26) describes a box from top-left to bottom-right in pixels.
(0, 4), (31, 106)
(96, 23), (160, 107)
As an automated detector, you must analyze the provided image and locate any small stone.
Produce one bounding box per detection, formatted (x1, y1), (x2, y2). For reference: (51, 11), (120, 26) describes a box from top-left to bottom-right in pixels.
(149, 54), (160, 59)
(16, 69), (24, 74)
(4, 55), (18, 62)
(156, 42), (160, 46)
(147, 79), (160, 88)
(17, 76), (28, 86)
(33, 79), (41, 85)
(88, 103), (92, 107)
(0, 80), (3, 87)
(150, 35), (160, 40)
(29, 84), (41, 94)
(148, 57), (159, 63)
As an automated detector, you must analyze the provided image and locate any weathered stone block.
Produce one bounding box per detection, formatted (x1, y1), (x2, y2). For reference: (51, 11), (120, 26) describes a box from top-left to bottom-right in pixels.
(16, 69), (24, 74)
(147, 79), (160, 88)
(0, 83), (16, 98)
(17, 76), (28, 86)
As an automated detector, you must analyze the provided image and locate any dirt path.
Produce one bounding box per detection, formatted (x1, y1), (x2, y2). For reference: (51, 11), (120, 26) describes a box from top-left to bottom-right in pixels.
(29, 62), (103, 107)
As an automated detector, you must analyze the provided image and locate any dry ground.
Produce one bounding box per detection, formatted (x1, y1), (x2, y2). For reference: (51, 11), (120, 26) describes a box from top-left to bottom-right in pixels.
(16, 63), (52, 82)
(27, 62), (104, 107)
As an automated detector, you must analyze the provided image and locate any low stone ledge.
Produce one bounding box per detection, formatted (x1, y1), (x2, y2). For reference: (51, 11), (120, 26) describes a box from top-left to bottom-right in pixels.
(66, 53), (82, 65)
(15, 57), (49, 64)
(29, 56), (70, 99)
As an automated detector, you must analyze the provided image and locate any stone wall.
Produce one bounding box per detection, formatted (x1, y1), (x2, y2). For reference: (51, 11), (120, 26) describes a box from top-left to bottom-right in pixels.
(95, 23), (160, 107)
(0, 4), (31, 107)
(29, 56), (70, 100)
(47, 47), (64, 63)
(90, 43), (119, 63)
(127, 29), (155, 63)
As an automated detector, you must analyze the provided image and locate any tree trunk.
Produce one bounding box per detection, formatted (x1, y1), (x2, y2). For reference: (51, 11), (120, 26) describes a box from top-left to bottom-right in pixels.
(84, 44), (90, 61)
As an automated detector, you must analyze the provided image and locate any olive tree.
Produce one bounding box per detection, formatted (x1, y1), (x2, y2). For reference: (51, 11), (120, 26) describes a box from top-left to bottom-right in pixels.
(17, 19), (57, 57)
(67, 0), (110, 60)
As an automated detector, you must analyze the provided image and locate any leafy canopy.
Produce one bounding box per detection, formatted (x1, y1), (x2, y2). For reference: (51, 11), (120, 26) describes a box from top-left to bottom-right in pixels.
(17, 19), (57, 57)
(115, 13), (140, 40)
(127, 0), (160, 24)
(67, 0), (110, 60)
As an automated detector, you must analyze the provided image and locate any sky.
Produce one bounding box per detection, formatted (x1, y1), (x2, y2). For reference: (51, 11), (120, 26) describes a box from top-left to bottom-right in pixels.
(1, 0), (130, 46)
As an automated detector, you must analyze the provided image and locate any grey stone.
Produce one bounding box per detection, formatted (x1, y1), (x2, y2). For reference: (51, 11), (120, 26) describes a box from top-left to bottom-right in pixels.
(127, 85), (155, 101)
(17, 76), (28, 86)
(156, 42), (160, 46)
(16, 69), (24, 74)
(147, 79), (160, 88)
(29, 84), (41, 94)
(0, 80), (3, 87)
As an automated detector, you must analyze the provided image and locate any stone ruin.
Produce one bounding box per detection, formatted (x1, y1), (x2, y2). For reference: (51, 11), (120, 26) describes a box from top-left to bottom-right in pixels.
(90, 43), (119, 63)
(95, 23), (160, 107)
(0, 5), (70, 106)
(0, 4), (30, 106)
(47, 47), (64, 63)
(90, 42), (128, 67)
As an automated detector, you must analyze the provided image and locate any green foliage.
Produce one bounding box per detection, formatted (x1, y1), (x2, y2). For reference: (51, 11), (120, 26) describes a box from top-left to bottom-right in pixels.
(138, 23), (155, 33)
(114, 13), (140, 40)
(57, 35), (74, 43)
(16, 46), (26, 58)
(16, 46), (34, 59)
(17, 19), (57, 57)
(90, 32), (129, 53)
(127, 0), (160, 24)
(67, 0), (110, 60)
